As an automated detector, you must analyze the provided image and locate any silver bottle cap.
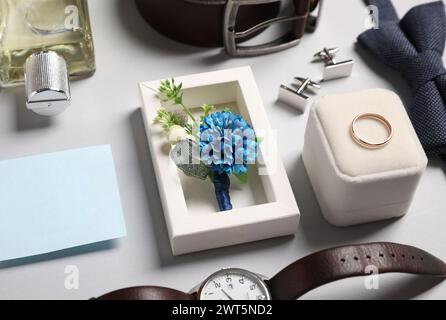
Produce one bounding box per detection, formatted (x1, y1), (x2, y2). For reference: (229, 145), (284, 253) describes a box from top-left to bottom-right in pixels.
(25, 51), (71, 116)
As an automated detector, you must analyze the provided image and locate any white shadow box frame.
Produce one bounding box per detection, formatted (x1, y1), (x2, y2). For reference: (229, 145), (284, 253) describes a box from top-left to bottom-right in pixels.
(139, 66), (299, 255)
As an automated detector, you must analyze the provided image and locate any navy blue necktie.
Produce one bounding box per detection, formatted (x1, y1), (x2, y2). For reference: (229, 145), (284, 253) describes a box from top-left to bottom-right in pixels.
(358, 0), (446, 158)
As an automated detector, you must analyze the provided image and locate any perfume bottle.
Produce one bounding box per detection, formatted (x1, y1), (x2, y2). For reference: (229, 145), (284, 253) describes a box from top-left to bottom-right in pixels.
(0, 0), (95, 116)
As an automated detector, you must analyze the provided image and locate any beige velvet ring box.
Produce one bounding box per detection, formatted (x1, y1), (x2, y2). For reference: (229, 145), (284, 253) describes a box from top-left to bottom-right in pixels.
(303, 88), (427, 227)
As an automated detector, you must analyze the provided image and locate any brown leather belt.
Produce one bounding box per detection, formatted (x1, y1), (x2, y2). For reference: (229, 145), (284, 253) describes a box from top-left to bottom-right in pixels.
(135, 0), (323, 56)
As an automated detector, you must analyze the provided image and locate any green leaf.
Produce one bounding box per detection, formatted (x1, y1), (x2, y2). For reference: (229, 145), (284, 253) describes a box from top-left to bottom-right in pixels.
(234, 172), (248, 184)
(184, 123), (193, 135)
(152, 108), (187, 132)
(208, 171), (215, 183)
(200, 104), (215, 118)
(200, 104), (215, 122)
(157, 78), (199, 124)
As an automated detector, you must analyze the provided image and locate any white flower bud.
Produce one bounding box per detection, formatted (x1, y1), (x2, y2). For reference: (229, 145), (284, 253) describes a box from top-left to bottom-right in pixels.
(168, 125), (188, 145)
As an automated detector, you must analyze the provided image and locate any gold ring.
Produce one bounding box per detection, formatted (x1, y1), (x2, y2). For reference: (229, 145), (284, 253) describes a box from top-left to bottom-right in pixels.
(350, 113), (393, 149)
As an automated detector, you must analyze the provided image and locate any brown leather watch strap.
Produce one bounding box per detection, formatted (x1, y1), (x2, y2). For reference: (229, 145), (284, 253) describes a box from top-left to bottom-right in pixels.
(266, 242), (446, 300)
(134, 0), (317, 48)
(96, 286), (195, 300)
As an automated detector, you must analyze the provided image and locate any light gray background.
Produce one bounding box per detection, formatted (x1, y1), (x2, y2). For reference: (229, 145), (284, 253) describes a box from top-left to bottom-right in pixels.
(1, 0), (446, 300)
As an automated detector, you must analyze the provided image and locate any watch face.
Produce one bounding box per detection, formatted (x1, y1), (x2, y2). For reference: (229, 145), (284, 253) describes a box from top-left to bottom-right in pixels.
(199, 268), (271, 301)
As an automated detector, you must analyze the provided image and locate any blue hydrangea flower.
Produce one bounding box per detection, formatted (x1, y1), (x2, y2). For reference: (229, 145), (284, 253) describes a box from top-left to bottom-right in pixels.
(200, 111), (258, 176)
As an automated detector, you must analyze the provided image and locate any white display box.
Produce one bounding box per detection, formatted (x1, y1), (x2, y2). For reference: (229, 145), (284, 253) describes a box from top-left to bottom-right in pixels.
(139, 66), (299, 255)
(303, 89), (427, 227)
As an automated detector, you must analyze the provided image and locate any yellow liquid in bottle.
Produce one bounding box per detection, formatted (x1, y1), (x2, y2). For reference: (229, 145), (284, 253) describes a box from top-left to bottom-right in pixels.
(0, 0), (95, 87)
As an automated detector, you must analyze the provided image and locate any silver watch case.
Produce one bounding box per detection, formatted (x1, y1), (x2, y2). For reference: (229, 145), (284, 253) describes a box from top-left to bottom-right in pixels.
(191, 267), (272, 300)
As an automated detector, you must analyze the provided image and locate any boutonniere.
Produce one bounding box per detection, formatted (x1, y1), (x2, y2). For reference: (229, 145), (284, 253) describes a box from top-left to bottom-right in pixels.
(153, 79), (260, 212)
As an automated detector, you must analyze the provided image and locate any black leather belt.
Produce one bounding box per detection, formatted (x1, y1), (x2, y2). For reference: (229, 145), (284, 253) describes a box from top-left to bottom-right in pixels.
(135, 0), (323, 56)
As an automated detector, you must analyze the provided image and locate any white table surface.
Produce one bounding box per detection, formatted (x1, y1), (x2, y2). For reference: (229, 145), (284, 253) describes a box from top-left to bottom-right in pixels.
(1, 0), (446, 300)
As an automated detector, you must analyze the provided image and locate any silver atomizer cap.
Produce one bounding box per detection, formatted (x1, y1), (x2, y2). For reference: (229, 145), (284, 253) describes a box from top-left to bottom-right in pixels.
(24, 51), (71, 116)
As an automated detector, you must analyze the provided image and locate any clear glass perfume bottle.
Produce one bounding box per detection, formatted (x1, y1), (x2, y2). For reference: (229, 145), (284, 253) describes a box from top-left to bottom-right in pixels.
(0, 0), (95, 116)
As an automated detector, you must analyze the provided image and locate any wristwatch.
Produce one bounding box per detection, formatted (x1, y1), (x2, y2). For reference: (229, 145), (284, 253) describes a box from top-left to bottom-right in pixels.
(134, 0), (323, 56)
(96, 242), (446, 300)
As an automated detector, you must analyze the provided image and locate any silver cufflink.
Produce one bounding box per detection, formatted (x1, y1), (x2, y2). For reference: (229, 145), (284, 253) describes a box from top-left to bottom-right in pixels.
(313, 47), (354, 81)
(278, 77), (320, 112)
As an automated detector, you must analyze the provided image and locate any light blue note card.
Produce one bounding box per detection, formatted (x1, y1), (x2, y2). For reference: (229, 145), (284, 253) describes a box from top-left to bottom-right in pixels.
(0, 145), (127, 262)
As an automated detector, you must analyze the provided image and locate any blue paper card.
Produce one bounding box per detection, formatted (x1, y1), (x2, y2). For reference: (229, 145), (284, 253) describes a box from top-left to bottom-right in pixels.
(0, 145), (127, 262)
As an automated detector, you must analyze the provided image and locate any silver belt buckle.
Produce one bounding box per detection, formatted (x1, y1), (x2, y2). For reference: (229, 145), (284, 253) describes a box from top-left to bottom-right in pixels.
(223, 0), (323, 57)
